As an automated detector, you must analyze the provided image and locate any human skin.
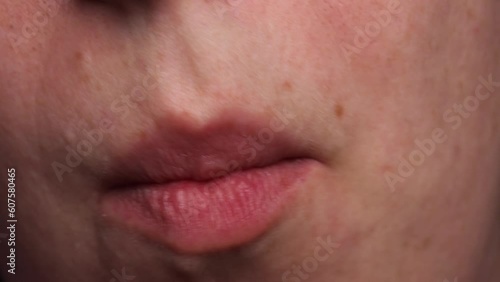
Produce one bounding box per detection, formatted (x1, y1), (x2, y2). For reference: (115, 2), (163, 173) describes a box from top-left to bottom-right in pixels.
(1, 0), (500, 281)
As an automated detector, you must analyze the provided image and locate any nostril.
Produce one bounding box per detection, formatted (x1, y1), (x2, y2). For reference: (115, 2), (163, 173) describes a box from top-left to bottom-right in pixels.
(77, 0), (130, 14)
(77, 0), (159, 19)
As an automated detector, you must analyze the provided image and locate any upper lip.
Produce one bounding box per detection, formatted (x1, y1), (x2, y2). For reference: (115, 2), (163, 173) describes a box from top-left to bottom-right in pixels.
(103, 114), (315, 188)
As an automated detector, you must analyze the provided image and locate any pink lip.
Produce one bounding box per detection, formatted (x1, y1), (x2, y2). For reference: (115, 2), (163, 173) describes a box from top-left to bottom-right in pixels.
(102, 159), (316, 253)
(100, 117), (320, 253)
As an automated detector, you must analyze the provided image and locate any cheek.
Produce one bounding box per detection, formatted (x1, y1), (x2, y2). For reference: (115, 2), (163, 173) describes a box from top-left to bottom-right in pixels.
(232, 0), (407, 58)
(226, 0), (412, 90)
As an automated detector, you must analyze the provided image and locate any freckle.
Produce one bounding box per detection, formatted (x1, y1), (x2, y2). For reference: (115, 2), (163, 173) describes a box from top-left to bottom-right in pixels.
(380, 164), (393, 173)
(74, 51), (83, 62)
(139, 130), (148, 141)
(335, 104), (344, 119)
(417, 237), (432, 250)
(467, 9), (476, 20)
(282, 81), (293, 92)
(402, 240), (410, 248)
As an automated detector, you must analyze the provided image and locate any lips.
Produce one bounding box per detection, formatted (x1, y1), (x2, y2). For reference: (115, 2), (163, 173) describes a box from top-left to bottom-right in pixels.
(100, 114), (320, 254)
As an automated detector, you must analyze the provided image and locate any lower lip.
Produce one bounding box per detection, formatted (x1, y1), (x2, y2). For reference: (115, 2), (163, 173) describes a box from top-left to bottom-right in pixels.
(101, 159), (316, 254)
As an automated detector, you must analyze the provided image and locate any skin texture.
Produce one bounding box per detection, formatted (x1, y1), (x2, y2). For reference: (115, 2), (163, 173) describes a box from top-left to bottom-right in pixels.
(1, 0), (500, 281)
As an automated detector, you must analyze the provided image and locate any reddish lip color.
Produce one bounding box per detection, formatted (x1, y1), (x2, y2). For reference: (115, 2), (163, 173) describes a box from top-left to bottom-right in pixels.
(102, 159), (316, 253)
(100, 117), (319, 253)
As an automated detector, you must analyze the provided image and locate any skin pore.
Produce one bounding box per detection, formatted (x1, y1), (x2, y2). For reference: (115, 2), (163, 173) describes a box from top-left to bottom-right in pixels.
(1, 0), (500, 281)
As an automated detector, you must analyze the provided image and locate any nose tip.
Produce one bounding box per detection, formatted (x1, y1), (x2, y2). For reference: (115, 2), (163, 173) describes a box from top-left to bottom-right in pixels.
(148, 68), (262, 134)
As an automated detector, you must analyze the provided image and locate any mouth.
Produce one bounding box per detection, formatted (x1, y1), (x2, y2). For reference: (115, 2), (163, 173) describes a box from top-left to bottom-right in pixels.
(100, 116), (321, 254)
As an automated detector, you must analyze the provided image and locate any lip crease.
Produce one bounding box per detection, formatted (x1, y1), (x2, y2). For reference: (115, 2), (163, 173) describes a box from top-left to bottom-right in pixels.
(100, 114), (320, 254)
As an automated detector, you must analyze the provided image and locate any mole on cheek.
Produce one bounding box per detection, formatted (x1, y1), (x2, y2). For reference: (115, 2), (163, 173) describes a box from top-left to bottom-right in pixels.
(335, 104), (344, 119)
(282, 81), (293, 92)
(74, 51), (83, 62)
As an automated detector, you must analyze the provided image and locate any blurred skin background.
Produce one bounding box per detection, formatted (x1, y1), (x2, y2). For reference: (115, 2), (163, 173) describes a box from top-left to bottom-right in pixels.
(1, 0), (500, 281)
